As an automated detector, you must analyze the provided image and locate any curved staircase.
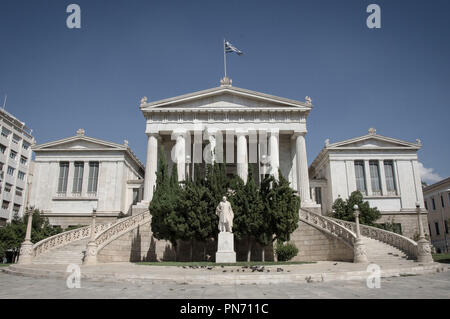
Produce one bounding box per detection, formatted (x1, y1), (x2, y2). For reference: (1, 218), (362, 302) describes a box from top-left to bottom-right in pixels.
(31, 238), (89, 265)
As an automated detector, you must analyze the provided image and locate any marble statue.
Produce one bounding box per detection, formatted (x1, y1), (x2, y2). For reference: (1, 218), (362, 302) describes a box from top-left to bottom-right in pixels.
(216, 196), (234, 233)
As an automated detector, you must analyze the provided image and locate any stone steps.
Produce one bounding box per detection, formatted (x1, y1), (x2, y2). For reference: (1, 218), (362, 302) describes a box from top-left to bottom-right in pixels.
(32, 238), (89, 265)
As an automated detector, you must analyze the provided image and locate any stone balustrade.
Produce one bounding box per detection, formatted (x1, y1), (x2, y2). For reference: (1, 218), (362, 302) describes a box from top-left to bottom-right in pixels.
(329, 217), (418, 259)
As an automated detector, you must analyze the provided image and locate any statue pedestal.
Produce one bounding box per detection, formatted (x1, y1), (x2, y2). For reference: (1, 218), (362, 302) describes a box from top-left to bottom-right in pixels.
(216, 232), (236, 263)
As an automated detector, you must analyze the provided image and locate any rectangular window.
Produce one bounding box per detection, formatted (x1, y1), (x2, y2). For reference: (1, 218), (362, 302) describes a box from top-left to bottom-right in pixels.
(435, 222), (440, 235)
(354, 161), (366, 195)
(15, 187), (23, 197)
(315, 187), (322, 205)
(13, 204), (20, 213)
(7, 166), (14, 176)
(88, 162), (99, 193)
(0, 144), (5, 154)
(1, 128), (10, 138)
(12, 134), (21, 144)
(2, 200), (9, 209)
(133, 189), (139, 205)
(432, 197), (436, 210)
(9, 150), (17, 160)
(57, 162), (69, 193)
(72, 162), (84, 193)
(384, 160), (397, 195)
(445, 220), (449, 234)
(17, 171), (25, 180)
(4, 183), (12, 193)
(22, 142), (30, 150)
(20, 156), (27, 165)
(369, 161), (381, 195)
(424, 200), (428, 210)
(441, 195), (445, 208)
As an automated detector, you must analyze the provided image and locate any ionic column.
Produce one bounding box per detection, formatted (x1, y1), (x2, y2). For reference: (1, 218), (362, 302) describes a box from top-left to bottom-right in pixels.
(236, 130), (248, 184)
(268, 129), (279, 180)
(295, 132), (312, 205)
(379, 160), (387, 196)
(143, 133), (158, 202)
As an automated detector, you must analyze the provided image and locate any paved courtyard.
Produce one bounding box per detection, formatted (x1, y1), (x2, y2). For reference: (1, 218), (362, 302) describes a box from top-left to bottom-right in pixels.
(0, 270), (449, 299)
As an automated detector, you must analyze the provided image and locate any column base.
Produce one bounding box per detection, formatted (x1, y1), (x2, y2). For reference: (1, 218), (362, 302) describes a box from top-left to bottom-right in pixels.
(18, 242), (34, 265)
(353, 238), (369, 263)
(417, 239), (433, 263)
(83, 242), (98, 265)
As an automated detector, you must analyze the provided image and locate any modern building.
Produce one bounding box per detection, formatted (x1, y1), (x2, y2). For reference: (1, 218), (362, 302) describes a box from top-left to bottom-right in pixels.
(29, 129), (144, 228)
(423, 177), (450, 253)
(0, 108), (35, 225)
(308, 128), (428, 239)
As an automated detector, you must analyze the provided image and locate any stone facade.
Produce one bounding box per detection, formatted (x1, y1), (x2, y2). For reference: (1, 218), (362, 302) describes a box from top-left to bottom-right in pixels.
(423, 177), (450, 253)
(29, 129), (144, 228)
(309, 128), (427, 239)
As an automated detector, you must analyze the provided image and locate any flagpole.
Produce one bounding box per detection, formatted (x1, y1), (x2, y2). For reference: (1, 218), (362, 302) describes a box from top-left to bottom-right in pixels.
(223, 39), (227, 78)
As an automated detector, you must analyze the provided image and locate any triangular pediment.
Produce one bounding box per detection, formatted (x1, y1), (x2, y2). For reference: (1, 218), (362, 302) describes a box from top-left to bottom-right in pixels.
(328, 134), (421, 150)
(33, 136), (126, 151)
(140, 86), (311, 111)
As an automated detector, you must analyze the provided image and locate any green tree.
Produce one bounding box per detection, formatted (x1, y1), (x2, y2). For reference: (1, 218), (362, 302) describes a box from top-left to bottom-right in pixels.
(0, 209), (62, 262)
(230, 168), (265, 262)
(259, 172), (300, 261)
(330, 191), (381, 226)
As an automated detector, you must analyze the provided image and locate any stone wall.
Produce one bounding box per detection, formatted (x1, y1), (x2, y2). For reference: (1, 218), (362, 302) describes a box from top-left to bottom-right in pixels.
(377, 212), (429, 240)
(97, 216), (353, 263)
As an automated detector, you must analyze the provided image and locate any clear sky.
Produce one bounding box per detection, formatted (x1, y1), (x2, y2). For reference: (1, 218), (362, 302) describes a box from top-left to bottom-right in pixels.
(0, 0), (448, 184)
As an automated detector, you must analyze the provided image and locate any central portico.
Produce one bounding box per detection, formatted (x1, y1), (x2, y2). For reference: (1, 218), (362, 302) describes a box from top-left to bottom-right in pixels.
(139, 78), (316, 207)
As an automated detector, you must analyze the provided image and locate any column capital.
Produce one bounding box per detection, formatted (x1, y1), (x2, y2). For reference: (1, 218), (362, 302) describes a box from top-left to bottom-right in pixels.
(172, 129), (188, 138)
(269, 128), (279, 136)
(292, 131), (306, 138)
(235, 129), (248, 136)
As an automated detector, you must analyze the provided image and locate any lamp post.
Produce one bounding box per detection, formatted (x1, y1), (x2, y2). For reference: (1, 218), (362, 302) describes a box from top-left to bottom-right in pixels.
(415, 202), (433, 263)
(353, 205), (368, 263)
(18, 208), (34, 264)
(83, 209), (98, 265)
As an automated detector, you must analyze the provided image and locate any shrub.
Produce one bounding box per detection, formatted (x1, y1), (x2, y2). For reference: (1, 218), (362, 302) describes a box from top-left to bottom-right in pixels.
(275, 241), (298, 261)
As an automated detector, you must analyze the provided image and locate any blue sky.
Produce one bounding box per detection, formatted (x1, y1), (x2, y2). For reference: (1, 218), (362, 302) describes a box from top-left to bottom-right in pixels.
(0, 0), (448, 184)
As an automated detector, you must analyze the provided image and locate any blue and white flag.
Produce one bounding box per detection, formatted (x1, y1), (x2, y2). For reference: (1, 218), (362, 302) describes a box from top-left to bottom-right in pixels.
(225, 40), (243, 56)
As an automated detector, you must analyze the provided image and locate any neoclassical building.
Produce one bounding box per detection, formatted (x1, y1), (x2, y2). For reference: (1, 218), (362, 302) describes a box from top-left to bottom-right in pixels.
(309, 129), (428, 238)
(29, 129), (144, 228)
(136, 77), (319, 211)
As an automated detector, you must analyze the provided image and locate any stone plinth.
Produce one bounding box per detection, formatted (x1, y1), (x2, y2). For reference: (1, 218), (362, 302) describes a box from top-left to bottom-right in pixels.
(216, 232), (236, 263)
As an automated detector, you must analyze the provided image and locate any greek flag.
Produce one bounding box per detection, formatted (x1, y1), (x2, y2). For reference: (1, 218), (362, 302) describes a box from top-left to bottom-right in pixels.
(225, 40), (243, 56)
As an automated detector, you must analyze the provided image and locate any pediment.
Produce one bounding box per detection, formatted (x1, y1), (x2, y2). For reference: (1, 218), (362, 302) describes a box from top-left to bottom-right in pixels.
(140, 86), (311, 111)
(328, 135), (420, 150)
(33, 136), (125, 151)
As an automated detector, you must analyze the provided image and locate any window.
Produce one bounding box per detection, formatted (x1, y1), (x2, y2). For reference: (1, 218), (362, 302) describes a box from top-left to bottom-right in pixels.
(0, 144), (5, 154)
(384, 160), (397, 195)
(17, 171), (25, 180)
(428, 224), (432, 236)
(354, 161), (366, 195)
(435, 222), (440, 236)
(9, 150), (17, 160)
(4, 183), (12, 193)
(12, 134), (21, 144)
(88, 162), (99, 193)
(315, 187), (322, 205)
(20, 156), (27, 165)
(22, 142), (30, 150)
(2, 200), (9, 210)
(72, 162), (84, 193)
(15, 187), (23, 197)
(445, 220), (449, 234)
(13, 204), (20, 213)
(432, 197), (436, 210)
(369, 161), (381, 195)
(1, 128), (10, 138)
(133, 189), (139, 205)
(57, 162), (69, 193)
(441, 195), (445, 208)
(7, 166), (14, 176)
(425, 200), (428, 210)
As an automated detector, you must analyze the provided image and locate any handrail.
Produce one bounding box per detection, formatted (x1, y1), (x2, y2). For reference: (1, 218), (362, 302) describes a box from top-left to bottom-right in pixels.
(94, 210), (151, 251)
(299, 208), (357, 248)
(32, 222), (112, 258)
(329, 217), (418, 259)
